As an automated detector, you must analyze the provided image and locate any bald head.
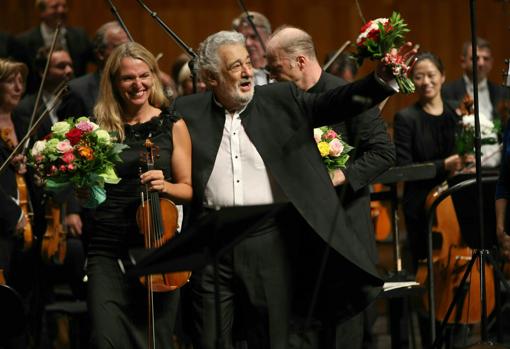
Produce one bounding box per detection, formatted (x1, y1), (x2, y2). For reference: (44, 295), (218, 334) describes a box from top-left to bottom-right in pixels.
(266, 26), (321, 90)
(267, 26), (317, 62)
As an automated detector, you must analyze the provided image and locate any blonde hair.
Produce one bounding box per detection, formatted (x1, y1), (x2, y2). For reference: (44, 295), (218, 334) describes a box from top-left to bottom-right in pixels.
(94, 42), (169, 141)
(0, 58), (28, 82)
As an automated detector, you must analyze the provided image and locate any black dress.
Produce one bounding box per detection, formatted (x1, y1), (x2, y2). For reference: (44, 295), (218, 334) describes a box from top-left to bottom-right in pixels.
(86, 110), (180, 349)
(393, 101), (458, 263)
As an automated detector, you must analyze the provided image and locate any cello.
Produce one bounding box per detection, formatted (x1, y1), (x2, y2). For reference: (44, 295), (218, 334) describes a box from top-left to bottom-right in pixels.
(136, 137), (191, 348)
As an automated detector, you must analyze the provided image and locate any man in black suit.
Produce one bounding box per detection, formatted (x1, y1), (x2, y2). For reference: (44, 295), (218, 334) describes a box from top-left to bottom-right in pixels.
(16, 0), (93, 93)
(57, 21), (129, 119)
(172, 30), (408, 348)
(442, 37), (509, 130)
(0, 32), (27, 63)
(266, 26), (394, 349)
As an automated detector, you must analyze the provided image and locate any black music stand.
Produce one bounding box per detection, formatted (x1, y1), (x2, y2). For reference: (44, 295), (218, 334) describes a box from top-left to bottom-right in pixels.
(128, 203), (287, 349)
(373, 163), (436, 277)
(372, 163), (436, 349)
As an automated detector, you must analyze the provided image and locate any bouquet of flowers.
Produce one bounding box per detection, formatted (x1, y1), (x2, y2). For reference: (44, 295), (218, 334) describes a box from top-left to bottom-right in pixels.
(355, 11), (415, 94)
(29, 117), (128, 208)
(314, 126), (353, 172)
(456, 113), (500, 156)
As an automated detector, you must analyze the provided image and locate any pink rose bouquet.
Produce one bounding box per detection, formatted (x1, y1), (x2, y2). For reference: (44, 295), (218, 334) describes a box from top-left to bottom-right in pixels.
(29, 116), (128, 208)
(355, 11), (415, 94)
(314, 126), (353, 171)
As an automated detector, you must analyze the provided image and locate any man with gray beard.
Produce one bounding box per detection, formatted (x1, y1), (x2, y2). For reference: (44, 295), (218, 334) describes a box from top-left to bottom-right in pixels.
(172, 30), (411, 348)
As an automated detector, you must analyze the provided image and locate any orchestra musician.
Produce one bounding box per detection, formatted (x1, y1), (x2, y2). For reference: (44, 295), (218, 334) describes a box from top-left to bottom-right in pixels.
(393, 51), (465, 267)
(85, 41), (192, 348)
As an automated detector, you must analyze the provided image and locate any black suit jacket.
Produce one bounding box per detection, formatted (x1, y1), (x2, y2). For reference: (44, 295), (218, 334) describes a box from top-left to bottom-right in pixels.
(173, 73), (393, 318)
(57, 71), (100, 119)
(0, 32), (27, 62)
(308, 72), (395, 265)
(17, 25), (93, 93)
(442, 77), (510, 126)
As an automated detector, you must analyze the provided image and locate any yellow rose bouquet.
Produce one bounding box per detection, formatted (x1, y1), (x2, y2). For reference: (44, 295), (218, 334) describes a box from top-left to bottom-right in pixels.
(29, 117), (128, 208)
(314, 126), (353, 171)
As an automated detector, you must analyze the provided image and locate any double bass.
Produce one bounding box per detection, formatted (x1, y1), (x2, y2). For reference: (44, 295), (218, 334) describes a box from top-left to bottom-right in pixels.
(416, 180), (495, 324)
(136, 137), (191, 348)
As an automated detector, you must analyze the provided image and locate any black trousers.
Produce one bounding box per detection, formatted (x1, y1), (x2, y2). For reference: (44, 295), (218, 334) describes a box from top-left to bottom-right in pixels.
(190, 213), (294, 349)
(86, 255), (180, 349)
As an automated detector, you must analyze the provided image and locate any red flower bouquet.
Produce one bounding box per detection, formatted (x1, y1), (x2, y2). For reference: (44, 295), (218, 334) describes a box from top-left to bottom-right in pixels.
(29, 117), (128, 208)
(355, 12), (415, 94)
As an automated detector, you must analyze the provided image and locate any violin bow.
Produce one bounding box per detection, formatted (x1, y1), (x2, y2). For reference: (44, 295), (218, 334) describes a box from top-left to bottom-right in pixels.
(22, 22), (62, 155)
(0, 81), (68, 175)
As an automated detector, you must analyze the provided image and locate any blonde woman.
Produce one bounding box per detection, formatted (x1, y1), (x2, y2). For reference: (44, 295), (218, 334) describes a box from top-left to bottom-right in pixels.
(87, 42), (192, 348)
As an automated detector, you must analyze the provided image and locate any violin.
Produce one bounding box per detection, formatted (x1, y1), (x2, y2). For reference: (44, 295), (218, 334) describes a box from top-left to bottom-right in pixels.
(137, 137), (190, 348)
(41, 198), (67, 265)
(416, 181), (495, 324)
(136, 137), (191, 292)
(0, 127), (33, 252)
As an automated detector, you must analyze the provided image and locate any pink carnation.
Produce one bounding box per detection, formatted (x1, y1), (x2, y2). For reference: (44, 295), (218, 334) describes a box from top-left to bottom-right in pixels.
(62, 151), (75, 164)
(75, 120), (94, 133)
(323, 129), (338, 140)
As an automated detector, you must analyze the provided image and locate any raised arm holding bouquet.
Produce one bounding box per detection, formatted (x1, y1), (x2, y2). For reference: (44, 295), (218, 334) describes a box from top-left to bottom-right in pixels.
(356, 11), (417, 94)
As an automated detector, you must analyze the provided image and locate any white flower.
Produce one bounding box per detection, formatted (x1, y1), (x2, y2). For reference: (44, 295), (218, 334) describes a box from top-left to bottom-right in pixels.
(31, 140), (47, 157)
(462, 114), (496, 140)
(356, 18), (389, 44)
(313, 128), (323, 143)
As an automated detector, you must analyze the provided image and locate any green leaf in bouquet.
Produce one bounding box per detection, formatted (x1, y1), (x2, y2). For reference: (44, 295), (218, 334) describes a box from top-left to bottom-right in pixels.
(99, 166), (121, 184)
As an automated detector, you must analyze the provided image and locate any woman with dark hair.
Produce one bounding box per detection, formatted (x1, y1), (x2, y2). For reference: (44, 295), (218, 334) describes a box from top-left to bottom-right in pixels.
(393, 51), (462, 266)
(87, 41), (192, 348)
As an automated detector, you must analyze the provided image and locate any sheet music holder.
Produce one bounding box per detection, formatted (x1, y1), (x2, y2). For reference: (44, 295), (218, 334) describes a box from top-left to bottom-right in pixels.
(372, 162), (436, 277)
(128, 203), (288, 277)
(374, 162), (436, 185)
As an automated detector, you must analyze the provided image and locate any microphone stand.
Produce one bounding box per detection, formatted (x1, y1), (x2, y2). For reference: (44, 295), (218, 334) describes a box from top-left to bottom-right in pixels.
(236, 0), (267, 53)
(134, 0), (199, 93)
(105, 0), (134, 42)
(432, 1), (510, 347)
(134, 0), (196, 59)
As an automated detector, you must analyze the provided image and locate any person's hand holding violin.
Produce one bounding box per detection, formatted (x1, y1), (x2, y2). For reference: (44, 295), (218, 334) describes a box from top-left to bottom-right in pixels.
(65, 213), (82, 236)
(445, 154), (462, 174)
(140, 170), (168, 194)
(11, 154), (27, 175)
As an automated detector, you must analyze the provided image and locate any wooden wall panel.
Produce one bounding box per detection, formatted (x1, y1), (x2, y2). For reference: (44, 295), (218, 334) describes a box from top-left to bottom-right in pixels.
(1, 0), (510, 123)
